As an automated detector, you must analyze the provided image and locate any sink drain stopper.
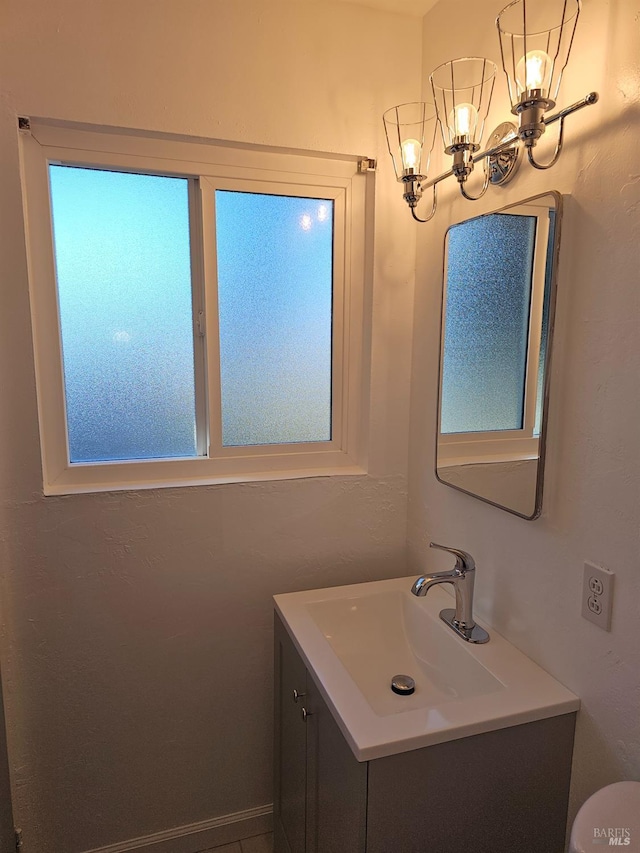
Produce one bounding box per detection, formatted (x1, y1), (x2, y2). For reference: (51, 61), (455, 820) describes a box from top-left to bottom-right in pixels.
(391, 674), (415, 696)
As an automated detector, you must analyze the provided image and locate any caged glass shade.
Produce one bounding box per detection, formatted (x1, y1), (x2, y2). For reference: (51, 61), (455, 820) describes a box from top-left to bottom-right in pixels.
(430, 58), (497, 153)
(497, 0), (581, 111)
(383, 102), (437, 182)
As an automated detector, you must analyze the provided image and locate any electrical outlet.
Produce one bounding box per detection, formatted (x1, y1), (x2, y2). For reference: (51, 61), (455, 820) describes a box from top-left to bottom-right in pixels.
(582, 562), (614, 631)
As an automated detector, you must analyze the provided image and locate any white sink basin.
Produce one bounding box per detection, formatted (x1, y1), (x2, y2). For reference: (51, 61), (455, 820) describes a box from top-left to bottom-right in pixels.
(307, 589), (502, 716)
(275, 576), (579, 761)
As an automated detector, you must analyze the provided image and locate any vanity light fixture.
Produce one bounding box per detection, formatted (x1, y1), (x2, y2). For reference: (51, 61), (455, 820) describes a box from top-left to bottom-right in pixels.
(430, 57), (497, 201)
(384, 0), (598, 218)
(496, 0), (595, 169)
(382, 101), (438, 222)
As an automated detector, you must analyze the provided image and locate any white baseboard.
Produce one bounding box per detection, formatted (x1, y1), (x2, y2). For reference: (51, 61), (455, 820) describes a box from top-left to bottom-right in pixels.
(83, 804), (273, 853)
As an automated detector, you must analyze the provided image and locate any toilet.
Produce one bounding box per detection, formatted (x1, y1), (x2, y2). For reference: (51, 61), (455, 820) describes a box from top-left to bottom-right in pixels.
(570, 781), (640, 851)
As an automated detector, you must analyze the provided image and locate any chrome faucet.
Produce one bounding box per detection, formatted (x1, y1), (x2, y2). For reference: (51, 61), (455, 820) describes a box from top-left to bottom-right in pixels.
(411, 542), (489, 643)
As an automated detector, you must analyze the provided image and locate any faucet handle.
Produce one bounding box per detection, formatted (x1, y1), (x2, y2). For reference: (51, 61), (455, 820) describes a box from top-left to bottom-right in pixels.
(429, 542), (476, 573)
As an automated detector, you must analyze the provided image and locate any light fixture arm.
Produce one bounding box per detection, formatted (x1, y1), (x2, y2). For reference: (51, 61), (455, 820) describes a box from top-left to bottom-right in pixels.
(410, 184), (437, 223)
(526, 115), (565, 169)
(419, 135), (518, 192)
(417, 90), (597, 194)
(459, 169), (490, 201)
(543, 90), (599, 129)
(526, 91), (598, 169)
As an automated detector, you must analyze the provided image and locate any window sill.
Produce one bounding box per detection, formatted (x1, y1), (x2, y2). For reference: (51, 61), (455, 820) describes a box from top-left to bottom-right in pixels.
(43, 462), (368, 496)
(437, 452), (538, 468)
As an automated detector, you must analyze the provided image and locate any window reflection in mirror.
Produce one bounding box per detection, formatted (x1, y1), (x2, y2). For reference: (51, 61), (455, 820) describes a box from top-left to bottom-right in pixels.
(436, 192), (562, 519)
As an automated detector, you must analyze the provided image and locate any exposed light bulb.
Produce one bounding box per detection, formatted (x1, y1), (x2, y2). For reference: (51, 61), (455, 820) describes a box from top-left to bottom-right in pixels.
(515, 50), (553, 96)
(400, 138), (422, 172)
(448, 103), (478, 142)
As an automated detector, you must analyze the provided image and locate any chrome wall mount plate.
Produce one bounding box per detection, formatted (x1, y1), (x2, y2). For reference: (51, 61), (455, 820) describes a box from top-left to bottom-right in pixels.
(485, 121), (522, 186)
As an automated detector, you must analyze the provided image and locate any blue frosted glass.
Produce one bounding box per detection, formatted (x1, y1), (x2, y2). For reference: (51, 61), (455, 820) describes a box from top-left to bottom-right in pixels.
(441, 213), (536, 434)
(49, 166), (197, 462)
(215, 191), (333, 446)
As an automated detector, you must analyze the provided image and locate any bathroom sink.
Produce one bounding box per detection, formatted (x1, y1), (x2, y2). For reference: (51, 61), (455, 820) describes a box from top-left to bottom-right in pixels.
(306, 589), (502, 716)
(275, 576), (579, 761)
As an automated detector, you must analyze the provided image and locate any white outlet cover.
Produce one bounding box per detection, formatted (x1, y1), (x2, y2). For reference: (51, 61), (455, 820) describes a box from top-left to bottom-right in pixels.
(582, 562), (614, 631)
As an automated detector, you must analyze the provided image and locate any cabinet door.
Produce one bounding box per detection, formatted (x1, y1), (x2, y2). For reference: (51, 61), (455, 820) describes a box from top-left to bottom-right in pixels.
(305, 676), (367, 853)
(366, 714), (576, 853)
(274, 616), (308, 853)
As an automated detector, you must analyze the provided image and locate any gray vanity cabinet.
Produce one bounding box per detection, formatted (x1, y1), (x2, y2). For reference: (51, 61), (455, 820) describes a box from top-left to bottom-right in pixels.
(275, 618), (309, 853)
(274, 615), (367, 853)
(274, 613), (576, 853)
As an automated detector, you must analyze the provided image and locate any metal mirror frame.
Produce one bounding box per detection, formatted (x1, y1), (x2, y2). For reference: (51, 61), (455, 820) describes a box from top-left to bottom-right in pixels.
(435, 191), (563, 520)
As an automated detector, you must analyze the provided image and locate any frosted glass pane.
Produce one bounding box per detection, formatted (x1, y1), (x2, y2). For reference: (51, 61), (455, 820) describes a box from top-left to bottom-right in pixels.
(441, 213), (536, 434)
(49, 166), (197, 462)
(215, 191), (333, 446)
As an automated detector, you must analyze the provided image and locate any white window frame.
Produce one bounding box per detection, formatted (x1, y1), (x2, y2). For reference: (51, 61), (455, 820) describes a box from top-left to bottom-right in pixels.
(437, 201), (551, 468)
(20, 121), (369, 494)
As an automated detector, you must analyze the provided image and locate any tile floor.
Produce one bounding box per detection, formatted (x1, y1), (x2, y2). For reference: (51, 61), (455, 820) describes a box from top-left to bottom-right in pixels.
(200, 832), (273, 853)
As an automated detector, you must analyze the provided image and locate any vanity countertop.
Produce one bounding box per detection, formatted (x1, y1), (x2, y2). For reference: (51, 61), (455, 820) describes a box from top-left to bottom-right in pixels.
(275, 575), (580, 761)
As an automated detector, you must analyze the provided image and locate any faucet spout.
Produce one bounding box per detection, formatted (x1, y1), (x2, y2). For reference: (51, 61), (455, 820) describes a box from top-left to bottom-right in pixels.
(411, 542), (489, 644)
(411, 568), (461, 598)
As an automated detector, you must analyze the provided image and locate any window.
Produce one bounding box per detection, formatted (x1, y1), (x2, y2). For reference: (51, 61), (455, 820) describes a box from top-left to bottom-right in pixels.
(438, 200), (554, 466)
(21, 122), (368, 494)
(441, 212), (537, 435)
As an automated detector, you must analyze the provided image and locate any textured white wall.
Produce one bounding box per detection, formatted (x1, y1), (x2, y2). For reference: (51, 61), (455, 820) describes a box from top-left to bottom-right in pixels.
(2, 0), (637, 848)
(411, 0), (640, 824)
(0, 2), (421, 850)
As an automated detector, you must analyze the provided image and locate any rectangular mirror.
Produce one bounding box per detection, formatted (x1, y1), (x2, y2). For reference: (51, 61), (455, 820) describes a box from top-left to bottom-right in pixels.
(436, 192), (562, 519)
